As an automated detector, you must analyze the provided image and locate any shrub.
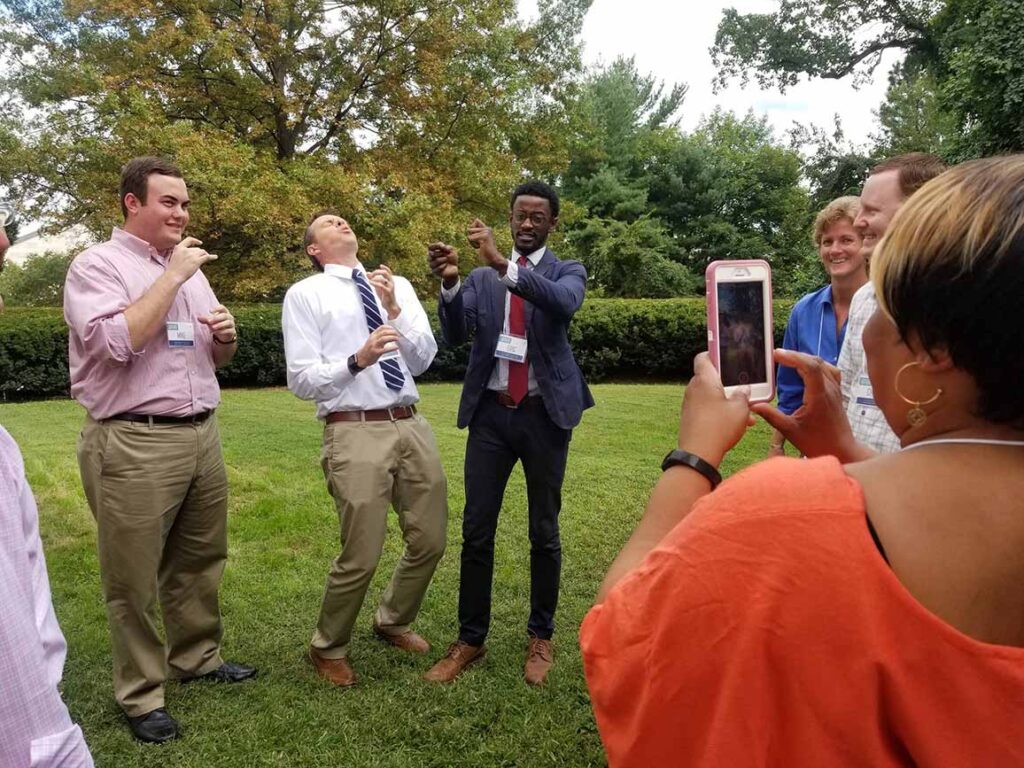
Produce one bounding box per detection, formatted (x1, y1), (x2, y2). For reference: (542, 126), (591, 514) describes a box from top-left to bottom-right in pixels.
(0, 299), (794, 400)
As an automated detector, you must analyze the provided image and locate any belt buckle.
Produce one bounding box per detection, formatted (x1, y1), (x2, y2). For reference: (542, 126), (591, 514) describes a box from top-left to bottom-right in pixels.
(387, 406), (398, 422)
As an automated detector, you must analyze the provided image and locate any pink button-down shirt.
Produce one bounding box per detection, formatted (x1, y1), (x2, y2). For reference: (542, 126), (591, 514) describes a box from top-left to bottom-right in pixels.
(0, 426), (94, 767)
(64, 229), (222, 420)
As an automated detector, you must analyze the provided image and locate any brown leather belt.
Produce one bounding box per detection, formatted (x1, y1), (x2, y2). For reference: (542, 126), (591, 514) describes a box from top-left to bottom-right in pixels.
(326, 405), (417, 423)
(491, 391), (543, 409)
(107, 410), (214, 425)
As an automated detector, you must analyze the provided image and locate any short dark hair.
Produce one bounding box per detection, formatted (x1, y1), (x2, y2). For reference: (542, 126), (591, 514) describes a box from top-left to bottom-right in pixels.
(870, 153), (947, 199)
(511, 180), (559, 220)
(873, 155), (1024, 428)
(303, 209), (338, 272)
(119, 156), (183, 219)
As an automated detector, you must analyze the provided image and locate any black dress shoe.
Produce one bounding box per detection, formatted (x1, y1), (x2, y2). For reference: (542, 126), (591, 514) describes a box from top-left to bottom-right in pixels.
(126, 708), (179, 744)
(181, 661), (258, 684)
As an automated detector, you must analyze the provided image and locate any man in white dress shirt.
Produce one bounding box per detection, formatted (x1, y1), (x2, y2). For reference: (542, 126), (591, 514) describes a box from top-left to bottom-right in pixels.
(281, 211), (447, 687)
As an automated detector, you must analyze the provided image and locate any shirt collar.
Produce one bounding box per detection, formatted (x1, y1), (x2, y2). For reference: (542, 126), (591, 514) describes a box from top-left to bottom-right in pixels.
(111, 227), (171, 263)
(512, 246), (546, 266)
(324, 262), (366, 280)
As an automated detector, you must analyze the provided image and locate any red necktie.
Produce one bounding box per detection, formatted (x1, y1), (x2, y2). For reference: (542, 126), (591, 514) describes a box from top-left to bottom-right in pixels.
(507, 255), (529, 404)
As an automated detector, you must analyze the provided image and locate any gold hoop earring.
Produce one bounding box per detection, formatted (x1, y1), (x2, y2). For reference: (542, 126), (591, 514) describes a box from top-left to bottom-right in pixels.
(894, 361), (942, 427)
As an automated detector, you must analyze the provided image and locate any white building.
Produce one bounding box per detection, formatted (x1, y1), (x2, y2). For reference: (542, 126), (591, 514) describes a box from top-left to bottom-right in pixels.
(5, 224), (94, 266)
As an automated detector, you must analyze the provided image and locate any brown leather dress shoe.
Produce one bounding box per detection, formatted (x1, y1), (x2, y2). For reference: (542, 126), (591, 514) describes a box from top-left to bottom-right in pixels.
(423, 641), (486, 683)
(308, 649), (357, 687)
(524, 637), (553, 686)
(373, 623), (430, 654)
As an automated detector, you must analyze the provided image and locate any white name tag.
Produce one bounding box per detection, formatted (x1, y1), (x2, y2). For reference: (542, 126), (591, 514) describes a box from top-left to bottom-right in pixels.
(852, 374), (877, 407)
(494, 333), (528, 363)
(166, 321), (195, 348)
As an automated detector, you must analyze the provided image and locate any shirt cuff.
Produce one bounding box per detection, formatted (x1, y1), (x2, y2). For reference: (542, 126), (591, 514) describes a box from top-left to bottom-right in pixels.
(389, 308), (414, 337)
(440, 280), (462, 303)
(501, 260), (519, 287)
(108, 312), (145, 362)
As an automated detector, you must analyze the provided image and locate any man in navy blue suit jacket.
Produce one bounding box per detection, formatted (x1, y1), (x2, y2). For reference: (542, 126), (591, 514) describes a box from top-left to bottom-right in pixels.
(424, 181), (593, 686)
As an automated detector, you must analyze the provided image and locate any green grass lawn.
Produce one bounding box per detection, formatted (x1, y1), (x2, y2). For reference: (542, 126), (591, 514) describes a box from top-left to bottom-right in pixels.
(1, 384), (776, 768)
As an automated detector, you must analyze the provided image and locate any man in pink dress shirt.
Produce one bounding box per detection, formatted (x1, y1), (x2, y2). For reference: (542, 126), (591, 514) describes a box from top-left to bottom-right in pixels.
(63, 157), (256, 744)
(1, 215), (94, 767)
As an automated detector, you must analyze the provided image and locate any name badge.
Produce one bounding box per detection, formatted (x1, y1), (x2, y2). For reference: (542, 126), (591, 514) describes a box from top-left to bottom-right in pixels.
(852, 374), (877, 407)
(166, 321), (195, 348)
(494, 333), (528, 363)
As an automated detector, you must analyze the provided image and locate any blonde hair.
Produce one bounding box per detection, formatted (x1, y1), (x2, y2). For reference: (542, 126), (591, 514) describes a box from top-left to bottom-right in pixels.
(872, 155), (1024, 426)
(811, 196), (860, 246)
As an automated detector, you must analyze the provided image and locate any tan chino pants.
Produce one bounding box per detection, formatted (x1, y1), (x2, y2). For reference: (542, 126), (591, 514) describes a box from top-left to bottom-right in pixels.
(78, 414), (228, 717)
(312, 414), (448, 658)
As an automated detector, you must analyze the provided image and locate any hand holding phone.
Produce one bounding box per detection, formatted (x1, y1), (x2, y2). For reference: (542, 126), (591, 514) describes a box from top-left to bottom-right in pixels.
(705, 260), (775, 404)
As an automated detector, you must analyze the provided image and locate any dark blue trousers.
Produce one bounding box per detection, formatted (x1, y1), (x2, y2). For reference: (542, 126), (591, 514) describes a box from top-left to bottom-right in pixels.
(457, 394), (571, 646)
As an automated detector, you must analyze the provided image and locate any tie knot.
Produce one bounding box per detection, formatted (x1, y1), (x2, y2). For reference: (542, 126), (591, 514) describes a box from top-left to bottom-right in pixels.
(517, 254), (529, 267)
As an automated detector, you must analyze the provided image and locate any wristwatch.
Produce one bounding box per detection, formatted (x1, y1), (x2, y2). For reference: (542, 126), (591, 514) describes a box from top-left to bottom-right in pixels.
(347, 353), (365, 376)
(661, 449), (722, 489)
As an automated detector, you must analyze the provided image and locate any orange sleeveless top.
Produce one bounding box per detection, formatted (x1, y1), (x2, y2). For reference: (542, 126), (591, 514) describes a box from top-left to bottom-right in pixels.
(581, 457), (1024, 766)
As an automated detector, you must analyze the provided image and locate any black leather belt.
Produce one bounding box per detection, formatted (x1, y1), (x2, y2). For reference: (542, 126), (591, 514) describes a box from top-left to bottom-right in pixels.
(107, 410), (214, 425)
(490, 391), (544, 409)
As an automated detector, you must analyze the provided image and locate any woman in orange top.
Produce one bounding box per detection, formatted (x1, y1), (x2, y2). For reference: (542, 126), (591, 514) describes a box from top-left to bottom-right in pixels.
(581, 156), (1024, 767)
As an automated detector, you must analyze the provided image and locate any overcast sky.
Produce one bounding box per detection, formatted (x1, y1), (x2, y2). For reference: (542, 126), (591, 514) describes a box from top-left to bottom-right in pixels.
(521, 0), (901, 148)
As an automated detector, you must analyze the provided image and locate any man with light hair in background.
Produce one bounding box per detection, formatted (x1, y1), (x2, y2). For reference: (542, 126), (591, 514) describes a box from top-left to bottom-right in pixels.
(837, 153), (947, 453)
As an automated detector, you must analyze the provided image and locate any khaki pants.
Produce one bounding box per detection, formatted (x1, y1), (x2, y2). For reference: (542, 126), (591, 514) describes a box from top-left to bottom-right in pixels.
(78, 414), (228, 717)
(312, 414), (447, 658)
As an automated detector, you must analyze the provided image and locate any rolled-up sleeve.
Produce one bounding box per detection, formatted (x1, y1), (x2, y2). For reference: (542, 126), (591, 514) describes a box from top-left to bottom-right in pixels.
(63, 256), (138, 365)
(389, 278), (437, 377)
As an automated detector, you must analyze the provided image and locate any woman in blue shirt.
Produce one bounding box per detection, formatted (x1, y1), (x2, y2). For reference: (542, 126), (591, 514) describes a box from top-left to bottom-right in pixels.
(769, 196), (867, 455)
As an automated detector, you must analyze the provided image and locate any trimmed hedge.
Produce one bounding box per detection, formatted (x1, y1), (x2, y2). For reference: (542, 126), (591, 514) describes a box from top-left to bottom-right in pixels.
(0, 299), (794, 400)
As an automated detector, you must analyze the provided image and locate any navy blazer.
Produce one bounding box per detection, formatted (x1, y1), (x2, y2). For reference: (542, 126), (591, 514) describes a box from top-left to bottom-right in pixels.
(438, 249), (594, 431)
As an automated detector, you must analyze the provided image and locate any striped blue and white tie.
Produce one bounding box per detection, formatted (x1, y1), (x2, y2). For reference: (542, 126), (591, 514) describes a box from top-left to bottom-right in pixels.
(352, 269), (405, 392)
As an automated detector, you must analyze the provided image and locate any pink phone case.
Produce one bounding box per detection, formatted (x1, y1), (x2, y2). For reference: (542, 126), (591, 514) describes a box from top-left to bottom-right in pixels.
(705, 259), (775, 403)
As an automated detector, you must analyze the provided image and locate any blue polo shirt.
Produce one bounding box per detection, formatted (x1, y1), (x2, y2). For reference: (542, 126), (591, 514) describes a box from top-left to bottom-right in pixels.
(777, 285), (847, 415)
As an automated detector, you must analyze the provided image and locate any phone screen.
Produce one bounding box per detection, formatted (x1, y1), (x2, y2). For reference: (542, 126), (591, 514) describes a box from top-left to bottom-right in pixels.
(716, 281), (768, 387)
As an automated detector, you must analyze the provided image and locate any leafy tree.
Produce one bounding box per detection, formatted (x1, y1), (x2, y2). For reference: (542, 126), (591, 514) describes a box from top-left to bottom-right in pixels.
(647, 111), (812, 292)
(0, 0), (591, 299)
(872, 63), (958, 156)
(712, 0), (1024, 159)
(566, 216), (696, 298)
(0, 251), (73, 306)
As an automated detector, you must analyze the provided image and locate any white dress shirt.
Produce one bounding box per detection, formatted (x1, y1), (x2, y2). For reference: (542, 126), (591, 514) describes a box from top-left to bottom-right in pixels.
(282, 263), (438, 419)
(837, 282), (901, 453)
(0, 426), (94, 768)
(442, 246), (545, 394)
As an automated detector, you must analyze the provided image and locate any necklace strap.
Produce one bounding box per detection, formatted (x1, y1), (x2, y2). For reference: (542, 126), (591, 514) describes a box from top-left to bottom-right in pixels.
(902, 437), (1024, 453)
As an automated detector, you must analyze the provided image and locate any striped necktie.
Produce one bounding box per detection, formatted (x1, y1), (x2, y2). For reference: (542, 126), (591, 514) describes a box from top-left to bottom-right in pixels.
(352, 269), (405, 392)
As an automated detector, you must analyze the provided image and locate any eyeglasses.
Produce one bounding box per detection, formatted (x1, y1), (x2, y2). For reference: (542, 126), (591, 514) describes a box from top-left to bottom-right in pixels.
(512, 212), (549, 226)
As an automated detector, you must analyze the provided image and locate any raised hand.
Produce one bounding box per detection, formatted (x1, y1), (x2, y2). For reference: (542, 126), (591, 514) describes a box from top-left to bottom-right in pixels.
(167, 237), (217, 285)
(197, 304), (237, 343)
(427, 242), (460, 288)
(678, 352), (753, 467)
(751, 349), (873, 462)
(466, 219), (505, 270)
(355, 325), (402, 368)
(368, 264), (401, 319)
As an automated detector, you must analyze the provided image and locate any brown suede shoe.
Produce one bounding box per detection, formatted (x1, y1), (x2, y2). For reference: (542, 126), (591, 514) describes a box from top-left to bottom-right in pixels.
(422, 641), (486, 683)
(308, 650), (357, 687)
(524, 637), (553, 686)
(373, 623), (430, 654)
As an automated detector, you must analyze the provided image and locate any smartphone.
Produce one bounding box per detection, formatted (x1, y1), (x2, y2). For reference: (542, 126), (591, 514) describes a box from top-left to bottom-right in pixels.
(705, 259), (775, 403)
